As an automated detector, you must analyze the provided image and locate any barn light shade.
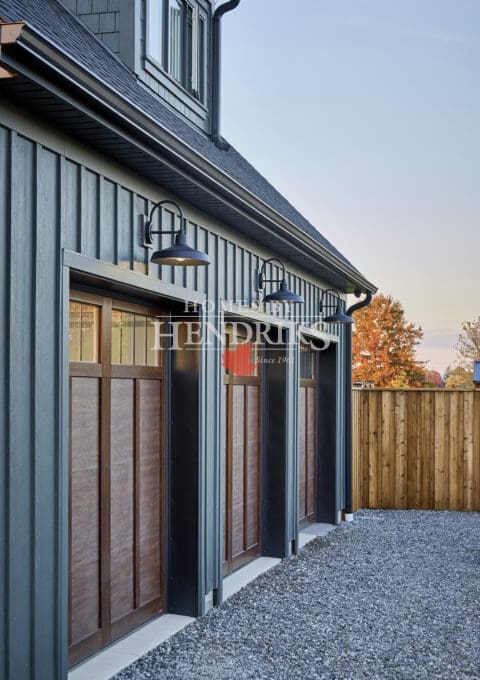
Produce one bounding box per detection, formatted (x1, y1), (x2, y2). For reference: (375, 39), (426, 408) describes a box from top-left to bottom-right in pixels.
(144, 199), (210, 266)
(323, 305), (355, 324)
(258, 258), (304, 304)
(320, 289), (354, 324)
(264, 279), (304, 304)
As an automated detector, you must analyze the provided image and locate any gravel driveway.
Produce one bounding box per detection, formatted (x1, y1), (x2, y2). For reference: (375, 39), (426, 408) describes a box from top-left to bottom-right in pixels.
(115, 510), (480, 680)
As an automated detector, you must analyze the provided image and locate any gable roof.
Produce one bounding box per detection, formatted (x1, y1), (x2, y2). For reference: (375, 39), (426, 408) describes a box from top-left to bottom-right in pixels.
(0, 0), (376, 292)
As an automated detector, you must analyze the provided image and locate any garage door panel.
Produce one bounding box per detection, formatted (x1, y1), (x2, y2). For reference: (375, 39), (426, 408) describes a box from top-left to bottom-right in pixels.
(70, 377), (101, 647)
(70, 561), (101, 645)
(306, 387), (316, 517)
(110, 529), (135, 622)
(231, 385), (245, 558)
(110, 379), (135, 622)
(70, 378), (100, 473)
(224, 326), (261, 576)
(298, 388), (307, 519)
(70, 467), (99, 561)
(139, 543), (162, 606)
(223, 384), (228, 564)
(138, 380), (163, 607)
(231, 446), (244, 552)
(110, 545), (135, 622)
(298, 347), (317, 528)
(246, 386), (260, 550)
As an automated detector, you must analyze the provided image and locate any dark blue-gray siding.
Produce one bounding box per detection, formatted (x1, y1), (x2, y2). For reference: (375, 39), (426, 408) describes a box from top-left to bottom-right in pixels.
(0, 117), (346, 680)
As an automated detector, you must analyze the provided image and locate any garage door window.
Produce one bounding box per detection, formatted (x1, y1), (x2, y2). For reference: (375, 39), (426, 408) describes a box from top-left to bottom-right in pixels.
(300, 343), (315, 381)
(69, 301), (100, 363)
(111, 310), (161, 367)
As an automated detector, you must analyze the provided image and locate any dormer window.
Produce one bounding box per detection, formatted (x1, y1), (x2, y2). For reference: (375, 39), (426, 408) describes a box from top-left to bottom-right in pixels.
(147, 0), (207, 104)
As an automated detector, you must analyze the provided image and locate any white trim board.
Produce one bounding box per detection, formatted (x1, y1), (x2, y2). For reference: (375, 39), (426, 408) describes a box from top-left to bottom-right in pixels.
(298, 523), (335, 549)
(222, 557), (282, 601)
(68, 614), (195, 680)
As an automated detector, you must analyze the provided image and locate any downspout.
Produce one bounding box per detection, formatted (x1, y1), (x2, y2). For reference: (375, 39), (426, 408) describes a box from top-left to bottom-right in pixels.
(211, 0), (241, 150)
(344, 290), (373, 521)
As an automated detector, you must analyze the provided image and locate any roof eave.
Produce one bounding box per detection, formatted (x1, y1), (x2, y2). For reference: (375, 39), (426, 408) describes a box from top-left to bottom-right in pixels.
(1, 24), (377, 294)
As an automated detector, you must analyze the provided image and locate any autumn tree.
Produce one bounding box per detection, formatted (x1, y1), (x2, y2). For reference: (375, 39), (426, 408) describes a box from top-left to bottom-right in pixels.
(445, 366), (473, 389)
(424, 370), (445, 388)
(455, 316), (480, 369)
(352, 294), (425, 387)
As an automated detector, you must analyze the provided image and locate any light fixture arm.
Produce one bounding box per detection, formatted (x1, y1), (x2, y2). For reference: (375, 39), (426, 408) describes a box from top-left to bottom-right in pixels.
(258, 257), (287, 289)
(319, 287), (345, 313)
(144, 199), (186, 246)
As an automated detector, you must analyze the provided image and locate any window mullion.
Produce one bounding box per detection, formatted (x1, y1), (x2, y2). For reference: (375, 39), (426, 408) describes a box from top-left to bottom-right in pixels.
(163, 0), (168, 69)
(191, 4), (199, 95)
(182, 0), (187, 88)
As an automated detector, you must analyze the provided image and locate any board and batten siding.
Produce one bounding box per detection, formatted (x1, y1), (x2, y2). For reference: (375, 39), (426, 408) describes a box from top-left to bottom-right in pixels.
(0, 105), (347, 679)
(1, 128), (64, 680)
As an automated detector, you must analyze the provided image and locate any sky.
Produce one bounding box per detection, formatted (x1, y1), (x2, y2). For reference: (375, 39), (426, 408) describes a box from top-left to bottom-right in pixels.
(219, 0), (480, 374)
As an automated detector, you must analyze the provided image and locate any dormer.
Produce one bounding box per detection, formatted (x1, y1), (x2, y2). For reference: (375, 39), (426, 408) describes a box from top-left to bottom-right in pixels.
(63, 0), (214, 133)
(142, 0), (212, 131)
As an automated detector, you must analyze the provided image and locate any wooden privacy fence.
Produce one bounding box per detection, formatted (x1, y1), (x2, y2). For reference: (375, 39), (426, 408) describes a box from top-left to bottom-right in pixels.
(352, 389), (480, 512)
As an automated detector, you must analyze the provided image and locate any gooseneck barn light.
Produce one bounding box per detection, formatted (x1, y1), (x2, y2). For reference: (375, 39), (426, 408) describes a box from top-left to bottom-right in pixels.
(144, 200), (210, 266)
(320, 288), (355, 324)
(258, 258), (304, 304)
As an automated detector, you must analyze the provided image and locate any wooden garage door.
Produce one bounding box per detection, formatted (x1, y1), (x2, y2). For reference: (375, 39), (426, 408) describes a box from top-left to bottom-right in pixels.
(298, 344), (317, 528)
(68, 291), (166, 666)
(223, 323), (262, 576)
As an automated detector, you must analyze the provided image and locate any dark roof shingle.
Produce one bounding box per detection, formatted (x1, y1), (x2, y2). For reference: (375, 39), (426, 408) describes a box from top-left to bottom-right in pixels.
(0, 0), (364, 277)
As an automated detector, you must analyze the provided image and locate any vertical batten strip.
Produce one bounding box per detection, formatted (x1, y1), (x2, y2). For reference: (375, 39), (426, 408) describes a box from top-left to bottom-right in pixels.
(0, 125), (10, 680)
(77, 166), (85, 255)
(8, 132), (34, 678)
(129, 187), (135, 273)
(96, 175), (102, 260)
(33, 144), (60, 679)
(242, 247), (248, 306)
(32, 142), (40, 678)
(5, 128), (13, 680)
(57, 156), (69, 679)
(113, 182), (119, 266)
(208, 233), (223, 597)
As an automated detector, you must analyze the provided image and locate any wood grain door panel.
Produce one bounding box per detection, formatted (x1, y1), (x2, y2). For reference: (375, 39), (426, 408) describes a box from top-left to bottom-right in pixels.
(223, 324), (262, 576)
(246, 385), (260, 551)
(298, 346), (318, 529)
(110, 378), (135, 623)
(137, 379), (165, 608)
(69, 377), (101, 649)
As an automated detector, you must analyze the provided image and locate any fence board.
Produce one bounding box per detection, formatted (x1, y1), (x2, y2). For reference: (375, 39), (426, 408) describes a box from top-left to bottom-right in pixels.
(352, 389), (480, 512)
(464, 392), (474, 511)
(368, 392), (379, 507)
(358, 389), (370, 511)
(394, 391), (407, 508)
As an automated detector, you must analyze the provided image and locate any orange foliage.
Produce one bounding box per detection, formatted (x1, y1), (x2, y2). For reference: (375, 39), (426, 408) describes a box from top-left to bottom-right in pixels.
(352, 294), (425, 388)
